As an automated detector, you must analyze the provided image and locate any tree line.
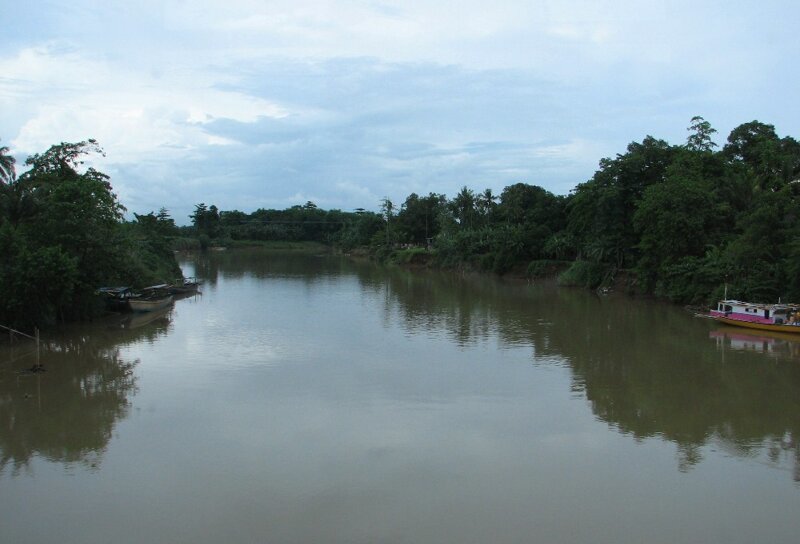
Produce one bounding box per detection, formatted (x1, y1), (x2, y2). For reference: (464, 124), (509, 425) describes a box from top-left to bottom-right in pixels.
(184, 200), (384, 250)
(190, 118), (800, 305)
(3, 116), (798, 328)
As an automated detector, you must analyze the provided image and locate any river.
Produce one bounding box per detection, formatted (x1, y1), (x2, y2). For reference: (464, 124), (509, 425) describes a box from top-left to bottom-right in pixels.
(1, 249), (799, 543)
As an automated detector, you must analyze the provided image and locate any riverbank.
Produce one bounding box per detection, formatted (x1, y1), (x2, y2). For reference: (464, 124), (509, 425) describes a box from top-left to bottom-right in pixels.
(173, 239), (641, 299)
(372, 245), (640, 293)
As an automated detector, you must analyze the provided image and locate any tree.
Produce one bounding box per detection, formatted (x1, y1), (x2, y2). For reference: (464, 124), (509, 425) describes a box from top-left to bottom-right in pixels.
(23, 139), (105, 176)
(190, 203), (220, 238)
(721, 183), (800, 301)
(134, 209), (177, 239)
(567, 136), (676, 268)
(723, 120), (800, 191)
(156, 208), (177, 235)
(0, 140), (15, 183)
(497, 183), (563, 228)
(686, 116), (718, 152)
(476, 188), (497, 225)
(724, 121), (780, 165)
(0, 177), (37, 229)
(337, 210), (383, 250)
(0, 140), (153, 327)
(396, 192), (446, 245)
(490, 183), (567, 266)
(450, 186), (477, 228)
(633, 175), (715, 291)
(19, 140), (125, 254)
(380, 197), (395, 245)
(22, 142), (125, 310)
(0, 233), (79, 328)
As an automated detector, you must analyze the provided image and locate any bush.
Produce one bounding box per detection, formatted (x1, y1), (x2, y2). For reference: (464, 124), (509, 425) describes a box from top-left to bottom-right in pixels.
(557, 261), (608, 289)
(527, 260), (568, 278)
(198, 233), (211, 251)
(389, 247), (431, 265)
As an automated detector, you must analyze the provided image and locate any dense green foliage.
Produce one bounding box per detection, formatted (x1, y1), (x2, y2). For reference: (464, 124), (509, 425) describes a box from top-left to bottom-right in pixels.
(404, 117), (799, 304)
(193, 117), (800, 305)
(186, 200), (385, 251)
(0, 141), (181, 330)
(6, 116), (784, 329)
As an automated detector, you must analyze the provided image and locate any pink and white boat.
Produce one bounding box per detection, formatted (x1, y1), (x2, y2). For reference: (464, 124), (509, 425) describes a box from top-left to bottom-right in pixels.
(710, 300), (800, 333)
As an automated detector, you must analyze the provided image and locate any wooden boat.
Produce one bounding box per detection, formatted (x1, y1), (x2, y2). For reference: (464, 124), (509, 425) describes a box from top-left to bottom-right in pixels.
(128, 284), (173, 312)
(128, 294), (173, 312)
(97, 286), (133, 312)
(709, 300), (800, 334)
(168, 277), (201, 295)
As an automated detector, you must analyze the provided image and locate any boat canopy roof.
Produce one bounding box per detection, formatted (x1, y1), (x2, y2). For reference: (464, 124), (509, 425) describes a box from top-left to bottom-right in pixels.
(142, 284), (170, 291)
(97, 286), (132, 295)
(718, 299), (799, 312)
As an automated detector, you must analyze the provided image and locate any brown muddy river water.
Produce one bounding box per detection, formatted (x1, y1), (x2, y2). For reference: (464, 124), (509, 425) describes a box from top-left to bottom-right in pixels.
(1, 249), (799, 543)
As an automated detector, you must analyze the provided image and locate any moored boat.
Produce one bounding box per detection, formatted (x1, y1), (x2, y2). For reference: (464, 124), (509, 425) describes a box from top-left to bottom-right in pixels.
(128, 294), (173, 312)
(709, 299), (800, 333)
(97, 286), (134, 312)
(128, 284), (173, 312)
(167, 277), (201, 295)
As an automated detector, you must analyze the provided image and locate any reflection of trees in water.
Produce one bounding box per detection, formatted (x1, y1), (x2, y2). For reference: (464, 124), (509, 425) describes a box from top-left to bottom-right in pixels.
(551, 300), (800, 480)
(356, 265), (514, 347)
(0, 311), (172, 475)
(368, 264), (800, 481)
(179, 249), (800, 481)
(185, 249), (348, 287)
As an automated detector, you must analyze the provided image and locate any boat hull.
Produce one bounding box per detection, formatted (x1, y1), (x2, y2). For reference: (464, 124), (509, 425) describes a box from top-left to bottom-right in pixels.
(713, 316), (800, 334)
(168, 285), (198, 295)
(168, 277), (201, 295)
(128, 296), (173, 313)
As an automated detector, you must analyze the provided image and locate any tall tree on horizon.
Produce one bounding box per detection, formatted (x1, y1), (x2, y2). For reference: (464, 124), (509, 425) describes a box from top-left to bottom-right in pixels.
(0, 140), (15, 183)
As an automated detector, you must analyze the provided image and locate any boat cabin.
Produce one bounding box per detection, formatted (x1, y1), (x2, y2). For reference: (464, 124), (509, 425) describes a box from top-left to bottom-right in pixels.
(713, 299), (799, 325)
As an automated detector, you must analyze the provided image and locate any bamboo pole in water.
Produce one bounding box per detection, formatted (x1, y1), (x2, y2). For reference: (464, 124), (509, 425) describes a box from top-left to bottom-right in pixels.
(1, 324), (44, 370)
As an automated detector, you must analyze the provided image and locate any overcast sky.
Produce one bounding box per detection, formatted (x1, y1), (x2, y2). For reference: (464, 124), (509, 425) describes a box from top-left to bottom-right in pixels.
(1, 0), (798, 223)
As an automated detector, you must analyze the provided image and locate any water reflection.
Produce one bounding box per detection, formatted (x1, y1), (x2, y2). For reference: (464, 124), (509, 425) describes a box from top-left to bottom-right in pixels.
(344, 261), (800, 481)
(181, 251), (800, 482)
(0, 311), (172, 475)
(7, 250), (799, 543)
(11, 249), (797, 484)
(187, 248), (345, 287)
(710, 327), (800, 360)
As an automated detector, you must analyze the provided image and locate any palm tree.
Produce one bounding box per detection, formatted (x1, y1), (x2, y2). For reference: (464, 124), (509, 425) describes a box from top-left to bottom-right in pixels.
(451, 186), (476, 228)
(477, 188), (497, 223)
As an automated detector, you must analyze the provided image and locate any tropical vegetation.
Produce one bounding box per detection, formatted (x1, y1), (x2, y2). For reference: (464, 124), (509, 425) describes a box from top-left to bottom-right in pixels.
(3, 116), (799, 329)
(188, 118), (800, 305)
(0, 140), (181, 330)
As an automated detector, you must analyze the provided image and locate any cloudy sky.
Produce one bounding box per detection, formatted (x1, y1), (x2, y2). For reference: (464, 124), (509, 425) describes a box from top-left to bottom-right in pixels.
(1, 1), (798, 223)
